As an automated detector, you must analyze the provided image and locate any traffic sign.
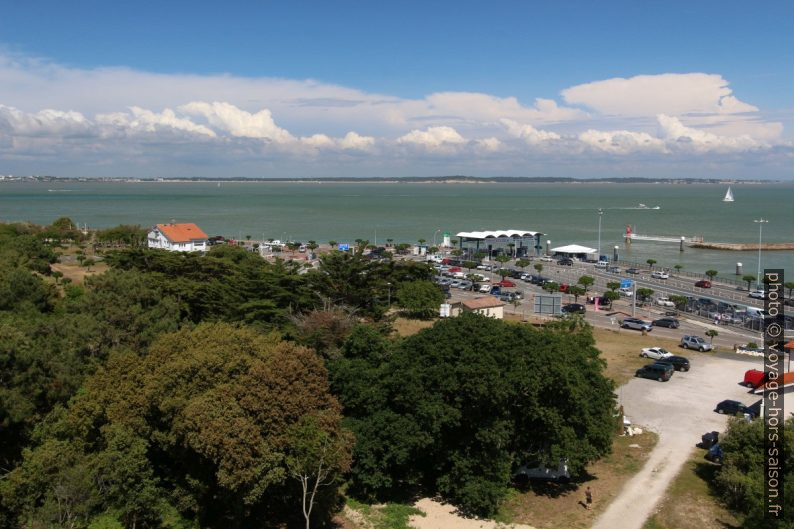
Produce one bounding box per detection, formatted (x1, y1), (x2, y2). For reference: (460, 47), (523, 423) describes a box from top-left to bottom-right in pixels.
(620, 278), (633, 289)
(338, 243), (350, 251)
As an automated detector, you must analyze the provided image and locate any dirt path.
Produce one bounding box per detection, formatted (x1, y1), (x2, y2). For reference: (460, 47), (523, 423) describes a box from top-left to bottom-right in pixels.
(590, 433), (692, 529)
(409, 498), (537, 529)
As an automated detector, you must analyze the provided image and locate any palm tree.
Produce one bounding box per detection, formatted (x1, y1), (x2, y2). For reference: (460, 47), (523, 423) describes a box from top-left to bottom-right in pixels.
(418, 238), (426, 246)
(606, 281), (620, 292)
(568, 285), (585, 303)
(705, 329), (719, 344)
(646, 259), (657, 269)
(534, 263), (543, 275)
(386, 238), (394, 247)
(578, 275), (595, 293)
(673, 264), (683, 274)
(742, 274), (756, 291)
(328, 240), (338, 249)
(705, 269), (718, 281)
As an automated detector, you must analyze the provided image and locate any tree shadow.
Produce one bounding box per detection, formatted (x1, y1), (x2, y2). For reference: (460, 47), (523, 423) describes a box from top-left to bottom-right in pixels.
(512, 473), (594, 498)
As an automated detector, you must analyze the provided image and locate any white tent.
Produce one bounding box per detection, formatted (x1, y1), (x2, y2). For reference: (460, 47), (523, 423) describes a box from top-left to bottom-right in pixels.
(550, 244), (597, 255)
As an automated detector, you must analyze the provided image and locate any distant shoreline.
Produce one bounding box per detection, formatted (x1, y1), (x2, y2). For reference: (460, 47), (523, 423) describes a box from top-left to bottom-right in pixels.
(1, 175), (782, 185)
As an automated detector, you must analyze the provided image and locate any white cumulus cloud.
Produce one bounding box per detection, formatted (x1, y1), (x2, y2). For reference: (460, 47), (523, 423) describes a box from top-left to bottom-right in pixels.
(397, 126), (466, 149)
(562, 73), (758, 117)
(657, 114), (760, 152)
(96, 106), (216, 137)
(0, 105), (93, 137)
(500, 118), (560, 144)
(339, 131), (375, 150)
(180, 101), (295, 143)
(579, 129), (666, 154)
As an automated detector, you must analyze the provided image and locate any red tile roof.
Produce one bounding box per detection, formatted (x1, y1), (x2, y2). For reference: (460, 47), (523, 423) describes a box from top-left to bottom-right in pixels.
(156, 223), (208, 243)
(462, 296), (505, 310)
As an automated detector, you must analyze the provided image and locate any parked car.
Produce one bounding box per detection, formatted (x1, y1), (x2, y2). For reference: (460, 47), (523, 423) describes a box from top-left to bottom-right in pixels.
(680, 335), (713, 351)
(652, 317), (680, 329)
(458, 280), (473, 290)
(748, 289), (766, 299)
(742, 369), (766, 388)
(557, 257), (574, 266)
(520, 273), (531, 281)
(640, 347), (674, 360)
(655, 355), (690, 372)
(513, 459), (570, 484)
(656, 297), (675, 307)
(478, 283), (492, 293)
(540, 256), (554, 262)
(607, 266), (621, 273)
(561, 303), (586, 314)
(595, 261), (608, 268)
(626, 268), (641, 275)
(622, 318), (652, 331)
(651, 271), (669, 279)
(635, 363), (673, 381)
(715, 399), (755, 418)
(512, 291), (524, 300)
(559, 283), (570, 293)
(695, 280), (712, 288)
(619, 287), (633, 297)
(499, 292), (517, 302)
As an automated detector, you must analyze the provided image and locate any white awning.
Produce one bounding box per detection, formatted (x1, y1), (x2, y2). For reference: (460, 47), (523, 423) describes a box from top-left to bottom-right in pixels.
(550, 244), (597, 254)
(456, 229), (543, 240)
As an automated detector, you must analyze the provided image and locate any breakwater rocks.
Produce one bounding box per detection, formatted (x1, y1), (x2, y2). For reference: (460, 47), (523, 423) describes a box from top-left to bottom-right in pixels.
(690, 242), (794, 251)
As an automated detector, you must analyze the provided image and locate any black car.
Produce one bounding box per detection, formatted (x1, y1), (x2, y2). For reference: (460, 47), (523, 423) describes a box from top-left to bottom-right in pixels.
(655, 355), (690, 372)
(509, 269), (523, 279)
(561, 303), (586, 314)
(715, 400), (754, 418)
(626, 268), (641, 274)
(635, 363), (673, 381)
(652, 317), (680, 329)
(557, 258), (574, 266)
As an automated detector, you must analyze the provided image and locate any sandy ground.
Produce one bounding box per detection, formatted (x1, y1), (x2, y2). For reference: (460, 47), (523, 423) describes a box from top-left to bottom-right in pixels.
(409, 498), (536, 529)
(592, 353), (793, 529)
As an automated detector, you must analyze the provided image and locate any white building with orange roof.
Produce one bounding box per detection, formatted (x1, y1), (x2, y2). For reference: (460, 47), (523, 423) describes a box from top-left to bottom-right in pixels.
(147, 222), (208, 252)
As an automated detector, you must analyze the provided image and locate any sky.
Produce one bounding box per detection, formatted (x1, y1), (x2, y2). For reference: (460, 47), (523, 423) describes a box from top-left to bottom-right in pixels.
(1, 0), (793, 179)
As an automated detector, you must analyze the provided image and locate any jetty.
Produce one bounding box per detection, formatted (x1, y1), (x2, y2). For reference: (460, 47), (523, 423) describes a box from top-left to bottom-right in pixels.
(627, 234), (703, 244)
(690, 242), (794, 251)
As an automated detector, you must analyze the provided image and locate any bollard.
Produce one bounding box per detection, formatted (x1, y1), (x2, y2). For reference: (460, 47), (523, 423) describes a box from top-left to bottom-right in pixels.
(680, 236), (685, 252)
(736, 262), (742, 275)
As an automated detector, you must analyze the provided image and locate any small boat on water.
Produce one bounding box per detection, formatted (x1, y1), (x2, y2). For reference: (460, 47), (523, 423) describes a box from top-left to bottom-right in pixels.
(723, 186), (734, 202)
(635, 203), (661, 210)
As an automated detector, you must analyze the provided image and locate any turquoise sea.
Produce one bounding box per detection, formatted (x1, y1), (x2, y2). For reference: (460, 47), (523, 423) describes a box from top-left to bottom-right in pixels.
(1, 180), (793, 277)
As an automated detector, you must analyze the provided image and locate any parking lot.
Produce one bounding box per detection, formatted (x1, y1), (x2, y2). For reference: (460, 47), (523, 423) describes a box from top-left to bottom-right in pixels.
(594, 349), (793, 529)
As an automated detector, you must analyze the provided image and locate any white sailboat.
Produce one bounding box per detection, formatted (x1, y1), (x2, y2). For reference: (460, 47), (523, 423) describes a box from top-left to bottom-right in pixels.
(723, 186), (734, 202)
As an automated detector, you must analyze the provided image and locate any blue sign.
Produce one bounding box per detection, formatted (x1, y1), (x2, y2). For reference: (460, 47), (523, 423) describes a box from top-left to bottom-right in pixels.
(620, 278), (633, 289)
(338, 243), (350, 251)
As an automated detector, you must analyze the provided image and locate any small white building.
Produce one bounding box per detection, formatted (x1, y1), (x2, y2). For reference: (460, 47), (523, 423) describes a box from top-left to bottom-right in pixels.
(451, 296), (505, 319)
(147, 223), (208, 252)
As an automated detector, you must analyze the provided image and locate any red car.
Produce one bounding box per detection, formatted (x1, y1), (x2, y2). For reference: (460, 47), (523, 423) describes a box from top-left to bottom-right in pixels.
(498, 279), (516, 287)
(743, 369), (766, 388)
(559, 283), (570, 293)
(695, 280), (712, 288)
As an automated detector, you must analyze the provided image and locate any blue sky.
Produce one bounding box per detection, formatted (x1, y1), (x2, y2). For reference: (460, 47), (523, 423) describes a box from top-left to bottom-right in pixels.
(1, 1), (793, 178)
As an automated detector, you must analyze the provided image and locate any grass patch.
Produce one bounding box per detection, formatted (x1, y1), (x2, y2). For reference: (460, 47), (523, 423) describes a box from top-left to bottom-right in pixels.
(592, 327), (684, 386)
(50, 262), (109, 285)
(344, 499), (424, 529)
(392, 317), (436, 337)
(498, 430), (658, 529)
(643, 451), (741, 529)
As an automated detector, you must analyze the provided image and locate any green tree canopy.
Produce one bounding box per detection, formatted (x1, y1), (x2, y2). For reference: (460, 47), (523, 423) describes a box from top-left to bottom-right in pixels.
(332, 315), (616, 516)
(1, 324), (352, 529)
(395, 280), (444, 319)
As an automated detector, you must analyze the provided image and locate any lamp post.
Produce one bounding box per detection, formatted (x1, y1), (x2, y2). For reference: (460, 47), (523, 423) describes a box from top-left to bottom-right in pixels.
(546, 240), (550, 256)
(433, 228), (441, 248)
(754, 218), (768, 288)
(597, 208), (604, 259)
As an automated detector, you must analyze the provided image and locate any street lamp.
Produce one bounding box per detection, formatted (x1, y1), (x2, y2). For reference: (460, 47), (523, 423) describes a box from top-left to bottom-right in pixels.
(597, 209), (604, 259)
(754, 218), (768, 288)
(433, 228), (441, 248)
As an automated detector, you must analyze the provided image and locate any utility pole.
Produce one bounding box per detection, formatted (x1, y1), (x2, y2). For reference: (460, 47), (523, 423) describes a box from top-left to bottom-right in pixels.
(754, 218), (768, 289)
(597, 208), (603, 259)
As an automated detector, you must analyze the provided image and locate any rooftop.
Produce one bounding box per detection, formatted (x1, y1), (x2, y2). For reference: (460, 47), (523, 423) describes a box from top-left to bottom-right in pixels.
(456, 229), (543, 240)
(156, 223), (208, 243)
(462, 296), (505, 310)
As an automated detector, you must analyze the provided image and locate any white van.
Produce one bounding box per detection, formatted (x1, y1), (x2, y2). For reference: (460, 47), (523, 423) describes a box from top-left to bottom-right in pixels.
(745, 306), (770, 319)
